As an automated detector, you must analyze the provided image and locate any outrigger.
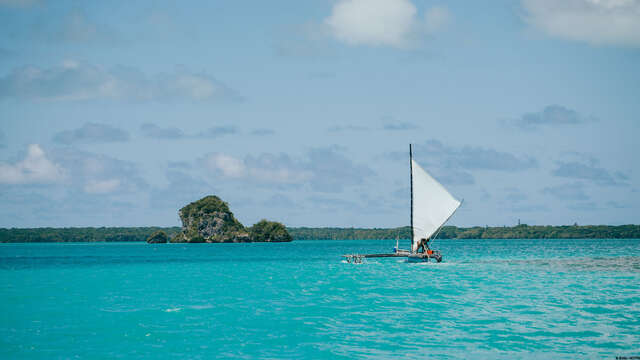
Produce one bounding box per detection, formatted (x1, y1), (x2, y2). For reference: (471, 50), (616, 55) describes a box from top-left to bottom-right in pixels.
(343, 144), (462, 263)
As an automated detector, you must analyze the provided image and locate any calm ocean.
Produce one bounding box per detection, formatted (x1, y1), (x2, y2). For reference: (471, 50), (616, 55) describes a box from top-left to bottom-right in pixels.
(1, 239), (639, 359)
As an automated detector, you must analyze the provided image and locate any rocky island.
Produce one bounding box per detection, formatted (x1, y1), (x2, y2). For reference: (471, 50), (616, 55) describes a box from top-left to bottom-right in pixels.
(146, 230), (169, 243)
(170, 195), (292, 243)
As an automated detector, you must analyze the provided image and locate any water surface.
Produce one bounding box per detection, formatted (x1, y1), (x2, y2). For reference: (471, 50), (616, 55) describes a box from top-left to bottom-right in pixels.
(1, 239), (639, 359)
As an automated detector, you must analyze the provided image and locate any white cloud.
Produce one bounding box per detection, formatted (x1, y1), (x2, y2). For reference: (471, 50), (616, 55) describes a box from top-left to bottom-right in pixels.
(201, 148), (373, 192)
(245, 153), (314, 184)
(84, 179), (120, 194)
(325, 0), (417, 47)
(0, 61), (241, 102)
(203, 153), (247, 178)
(0, 146), (145, 198)
(202, 153), (311, 184)
(522, 0), (640, 47)
(324, 0), (449, 48)
(49, 148), (148, 194)
(0, 144), (65, 184)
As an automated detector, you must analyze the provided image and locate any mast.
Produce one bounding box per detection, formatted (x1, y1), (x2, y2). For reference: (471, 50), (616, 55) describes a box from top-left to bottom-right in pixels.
(409, 143), (414, 252)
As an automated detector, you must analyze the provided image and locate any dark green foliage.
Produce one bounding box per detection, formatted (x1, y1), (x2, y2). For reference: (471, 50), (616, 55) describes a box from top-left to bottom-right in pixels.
(180, 195), (230, 218)
(0, 227), (182, 243)
(188, 235), (206, 243)
(178, 195), (244, 237)
(146, 230), (169, 243)
(2, 224), (639, 243)
(452, 224), (640, 239)
(287, 226), (411, 240)
(174, 228), (207, 243)
(287, 224), (640, 240)
(180, 196), (243, 232)
(437, 226), (458, 239)
(250, 220), (292, 242)
(174, 195), (246, 243)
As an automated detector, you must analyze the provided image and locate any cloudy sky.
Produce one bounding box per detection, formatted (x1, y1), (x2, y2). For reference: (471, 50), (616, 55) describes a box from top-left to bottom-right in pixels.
(0, 0), (638, 228)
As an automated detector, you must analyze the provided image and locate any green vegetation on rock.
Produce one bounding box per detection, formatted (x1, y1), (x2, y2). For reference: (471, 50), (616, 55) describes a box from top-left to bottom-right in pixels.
(250, 220), (292, 242)
(146, 230), (169, 243)
(171, 195), (248, 243)
(170, 195), (291, 243)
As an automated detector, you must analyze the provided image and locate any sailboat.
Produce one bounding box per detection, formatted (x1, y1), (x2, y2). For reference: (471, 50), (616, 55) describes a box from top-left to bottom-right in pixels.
(343, 144), (462, 263)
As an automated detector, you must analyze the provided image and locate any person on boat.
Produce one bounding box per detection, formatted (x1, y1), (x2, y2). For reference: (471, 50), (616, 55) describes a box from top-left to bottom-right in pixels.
(417, 238), (434, 256)
(425, 239), (434, 256)
(417, 238), (428, 253)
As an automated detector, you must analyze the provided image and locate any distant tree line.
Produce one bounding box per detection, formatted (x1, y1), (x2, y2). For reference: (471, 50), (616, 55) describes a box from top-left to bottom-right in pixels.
(1, 224), (639, 243)
(0, 227), (182, 243)
(288, 227), (413, 240)
(287, 224), (640, 240)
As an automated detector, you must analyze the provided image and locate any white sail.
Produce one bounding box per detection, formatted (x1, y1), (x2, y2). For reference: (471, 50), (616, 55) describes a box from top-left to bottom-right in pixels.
(411, 159), (461, 252)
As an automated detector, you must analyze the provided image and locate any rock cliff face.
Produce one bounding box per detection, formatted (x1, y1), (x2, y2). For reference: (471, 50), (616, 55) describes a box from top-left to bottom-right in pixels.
(171, 195), (293, 243)
(172, 195), (248, 243)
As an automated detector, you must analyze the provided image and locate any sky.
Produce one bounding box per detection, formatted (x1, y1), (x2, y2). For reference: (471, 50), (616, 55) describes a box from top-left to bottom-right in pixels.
(0, 0), (638, 228)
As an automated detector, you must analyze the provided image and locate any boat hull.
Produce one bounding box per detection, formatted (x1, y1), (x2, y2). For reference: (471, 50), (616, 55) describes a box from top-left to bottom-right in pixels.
(407, 251), (442, 263)
(342, 250), (443, 263)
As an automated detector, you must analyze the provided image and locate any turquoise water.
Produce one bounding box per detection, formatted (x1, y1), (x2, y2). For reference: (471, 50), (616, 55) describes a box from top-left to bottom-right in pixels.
(1, 239), (639, 359)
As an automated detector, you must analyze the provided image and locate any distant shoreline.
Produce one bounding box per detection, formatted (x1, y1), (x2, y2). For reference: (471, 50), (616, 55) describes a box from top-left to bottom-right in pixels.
(1, 224), (639, 242)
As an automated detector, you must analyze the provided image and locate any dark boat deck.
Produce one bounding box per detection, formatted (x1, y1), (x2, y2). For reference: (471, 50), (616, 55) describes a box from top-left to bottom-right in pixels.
(342, 253), (409, 258)
(342, 253), (434, 258)
(342, 251), (440, 263)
